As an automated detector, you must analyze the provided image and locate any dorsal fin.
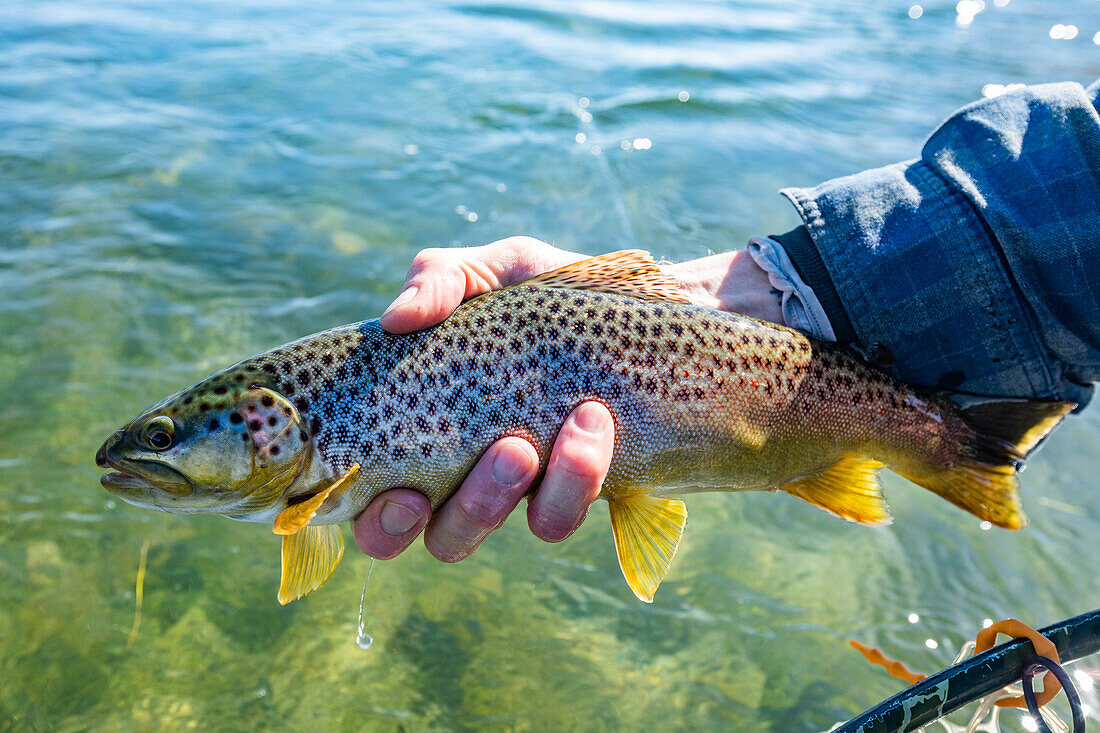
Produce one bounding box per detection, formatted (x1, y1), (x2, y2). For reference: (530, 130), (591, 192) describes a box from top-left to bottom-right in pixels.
(522, 250), (691, 303)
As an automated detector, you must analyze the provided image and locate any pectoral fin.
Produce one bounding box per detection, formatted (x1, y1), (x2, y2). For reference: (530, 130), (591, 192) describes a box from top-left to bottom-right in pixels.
(608, 494), (688, 603)
(278, 524), (345, 605)
(781, 455), (891, 526)
(273, 463), (360, 536)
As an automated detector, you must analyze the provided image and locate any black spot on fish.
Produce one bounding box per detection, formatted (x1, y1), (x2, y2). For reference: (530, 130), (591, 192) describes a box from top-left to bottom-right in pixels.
(207, 419), (220, 431)
(267, 416), (277, 427)
(310, 416), (322, 436)
(261, 395), (275, 408)
(294, 398), (309, 414)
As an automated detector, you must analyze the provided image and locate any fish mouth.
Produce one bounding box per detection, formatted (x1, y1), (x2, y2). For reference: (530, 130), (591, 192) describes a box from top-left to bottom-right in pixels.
(99, 458), (193, 498)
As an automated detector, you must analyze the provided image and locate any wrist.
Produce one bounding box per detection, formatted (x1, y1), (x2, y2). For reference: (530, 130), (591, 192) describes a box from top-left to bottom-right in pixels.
(664, 250), (784, 324)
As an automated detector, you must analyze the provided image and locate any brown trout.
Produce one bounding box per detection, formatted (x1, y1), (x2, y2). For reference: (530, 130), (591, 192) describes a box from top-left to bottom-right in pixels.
(96, 251), (1074, 604)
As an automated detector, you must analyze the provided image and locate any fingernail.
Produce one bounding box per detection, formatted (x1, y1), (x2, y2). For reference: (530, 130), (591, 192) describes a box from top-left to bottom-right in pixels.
(492, 441), (531, 485)
(574, 404), (610, 434)
(382, 285), (418, 316)
(379, 501), (420, 535)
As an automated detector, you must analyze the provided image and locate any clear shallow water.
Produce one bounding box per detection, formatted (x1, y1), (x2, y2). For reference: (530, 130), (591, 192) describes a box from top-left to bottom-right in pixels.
(2, 0), (1099, 730)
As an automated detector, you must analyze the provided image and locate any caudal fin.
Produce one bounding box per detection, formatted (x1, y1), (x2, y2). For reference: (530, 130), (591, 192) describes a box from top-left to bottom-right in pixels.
(901, 399), (1074, 529)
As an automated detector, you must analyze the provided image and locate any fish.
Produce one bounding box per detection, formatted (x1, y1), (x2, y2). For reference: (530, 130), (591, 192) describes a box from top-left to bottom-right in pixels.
(95, 251), (1075, 605)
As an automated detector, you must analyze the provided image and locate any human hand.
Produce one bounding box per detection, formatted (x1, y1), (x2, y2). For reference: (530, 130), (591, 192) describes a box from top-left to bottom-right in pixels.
(352, 236), (781, 563)
(353, 237), (616, 562)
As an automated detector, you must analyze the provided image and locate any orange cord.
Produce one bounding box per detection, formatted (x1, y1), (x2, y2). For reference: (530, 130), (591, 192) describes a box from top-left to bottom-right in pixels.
(973, 619), (1062, 709)
(848, 639), (927, 685)
(850, 617), (1062, 710)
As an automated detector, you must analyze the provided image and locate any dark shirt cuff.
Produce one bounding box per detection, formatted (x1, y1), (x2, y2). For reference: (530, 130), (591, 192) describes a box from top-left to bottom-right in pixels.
(768, 225), (857, 343)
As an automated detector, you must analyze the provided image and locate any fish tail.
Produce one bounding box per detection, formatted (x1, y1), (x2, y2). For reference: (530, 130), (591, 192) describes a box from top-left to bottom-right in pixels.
(898, 399), (1074, 529)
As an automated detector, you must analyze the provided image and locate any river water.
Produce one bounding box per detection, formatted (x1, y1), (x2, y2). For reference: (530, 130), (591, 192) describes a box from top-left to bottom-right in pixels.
(2, 1), (1098, 730)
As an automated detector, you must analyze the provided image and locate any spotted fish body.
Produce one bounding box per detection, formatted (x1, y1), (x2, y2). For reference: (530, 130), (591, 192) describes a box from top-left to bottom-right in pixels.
(97, 251), (1073, 604)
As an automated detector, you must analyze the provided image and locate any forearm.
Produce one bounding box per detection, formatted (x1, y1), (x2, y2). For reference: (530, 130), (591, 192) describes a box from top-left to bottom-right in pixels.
(664, 249), (783, 325)
(776, 80), (1100, 404)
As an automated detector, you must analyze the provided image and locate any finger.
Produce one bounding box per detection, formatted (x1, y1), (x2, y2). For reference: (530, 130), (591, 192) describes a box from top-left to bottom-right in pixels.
(379, 247), (470, 334)
(352, 488), (431, 560)
(379, 237), (583, 334)
(424, 437), (539, 562)
(527, 401), (614, 543)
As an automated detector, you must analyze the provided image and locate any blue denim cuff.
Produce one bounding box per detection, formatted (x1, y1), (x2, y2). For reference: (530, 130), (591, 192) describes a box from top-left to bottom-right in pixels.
(780, 159), (1087, 403)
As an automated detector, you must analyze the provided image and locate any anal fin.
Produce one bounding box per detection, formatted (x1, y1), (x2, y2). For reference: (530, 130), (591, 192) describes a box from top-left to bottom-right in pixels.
(781, 455), (891, 526)
(608, 494), (688, 603)
(278, 524), (345, 605)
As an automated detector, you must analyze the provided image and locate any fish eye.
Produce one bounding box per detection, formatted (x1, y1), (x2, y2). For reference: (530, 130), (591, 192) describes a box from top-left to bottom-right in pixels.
(140, 416), (176, 451)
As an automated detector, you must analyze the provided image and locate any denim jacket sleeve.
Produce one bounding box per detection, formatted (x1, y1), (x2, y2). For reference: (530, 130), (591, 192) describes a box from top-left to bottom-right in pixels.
(778, 80), (1100, 405)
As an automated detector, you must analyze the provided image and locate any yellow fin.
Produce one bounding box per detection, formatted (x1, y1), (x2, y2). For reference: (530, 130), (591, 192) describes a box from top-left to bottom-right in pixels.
(273, 463), (360, 536)
(896, 399), (1073, 530)
(608, 494), (688, 603)
(523, 250), (691, 303)
(781, 455), (891, 526)
(278, 524), (345, 605)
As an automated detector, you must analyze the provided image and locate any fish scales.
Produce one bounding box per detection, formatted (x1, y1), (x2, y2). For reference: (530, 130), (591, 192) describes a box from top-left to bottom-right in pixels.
(227, 287), (958, 515)
(97, 251), (1073, 604)
(223, 289), (816, 514)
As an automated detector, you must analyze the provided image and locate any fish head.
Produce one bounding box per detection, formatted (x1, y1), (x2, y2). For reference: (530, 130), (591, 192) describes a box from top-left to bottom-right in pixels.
(96, 375), (311, 517)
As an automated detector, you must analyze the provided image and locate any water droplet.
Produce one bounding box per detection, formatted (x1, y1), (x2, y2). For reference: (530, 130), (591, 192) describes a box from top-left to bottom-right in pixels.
(908, 5), (923, 19)
(1020, 714), (1039, 732)
(677, 90), (690, 102)
(979, 520), (992, 530)
(105, 500), (116, 510)
(403, 144), (419, 155)
(632, 137), (652, 150)
(578, 97), (590, 109)
(908, 612), (920, 623)
(256, 686), (269, 698)
(982, 618), (993, 628)
(355, 558), (376, 650)
(575, 132), (586, 144)
(620, 139), (632, 151)
(925, 638), (939, 649)
(495, 182), (507, 193)
(465, 211), (478, 223)
(455, 204), (467, 215)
